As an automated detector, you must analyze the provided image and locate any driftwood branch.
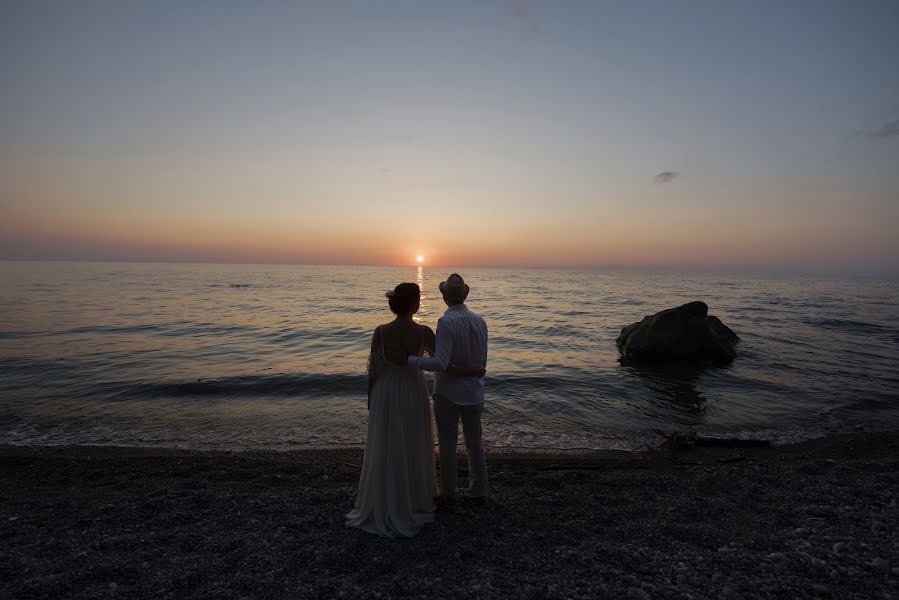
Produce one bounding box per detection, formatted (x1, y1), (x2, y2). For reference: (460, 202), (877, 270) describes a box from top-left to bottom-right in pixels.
(537, 464), (609, 472)
(697, 438), (770, 448)
(653, 429), (771, 453)
(717, 455), (745, 464)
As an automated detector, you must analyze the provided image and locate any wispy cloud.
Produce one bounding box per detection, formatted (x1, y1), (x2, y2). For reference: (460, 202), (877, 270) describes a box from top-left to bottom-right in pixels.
(500, 0), (542, 37)
(654, 171), (679, 184)
(858, 120), (899, 139)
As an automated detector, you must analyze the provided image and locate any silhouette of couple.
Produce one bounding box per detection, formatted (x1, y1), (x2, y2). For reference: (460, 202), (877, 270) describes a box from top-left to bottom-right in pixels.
(346, 274), (489, 537)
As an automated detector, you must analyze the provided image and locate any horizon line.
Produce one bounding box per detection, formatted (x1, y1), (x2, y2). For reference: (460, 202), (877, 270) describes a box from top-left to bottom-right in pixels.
(1, 256), (897, 278)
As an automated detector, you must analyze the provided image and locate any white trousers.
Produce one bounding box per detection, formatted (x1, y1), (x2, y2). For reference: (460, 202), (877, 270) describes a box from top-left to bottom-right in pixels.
(433, 394), (489, 498)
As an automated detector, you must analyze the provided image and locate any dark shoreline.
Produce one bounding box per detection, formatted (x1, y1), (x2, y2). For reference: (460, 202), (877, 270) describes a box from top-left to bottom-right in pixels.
(2, 432), (898, 599)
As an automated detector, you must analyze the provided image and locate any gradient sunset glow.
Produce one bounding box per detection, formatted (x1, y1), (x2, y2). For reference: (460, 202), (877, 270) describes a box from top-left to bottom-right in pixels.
(2, 2), (897, 272)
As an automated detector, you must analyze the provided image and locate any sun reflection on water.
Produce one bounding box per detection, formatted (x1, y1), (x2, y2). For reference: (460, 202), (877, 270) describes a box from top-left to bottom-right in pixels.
(414, 266), (425, 323)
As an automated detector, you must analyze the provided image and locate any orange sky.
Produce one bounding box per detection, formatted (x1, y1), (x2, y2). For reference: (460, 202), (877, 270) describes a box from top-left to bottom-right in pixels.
(3, 189), (895, 270)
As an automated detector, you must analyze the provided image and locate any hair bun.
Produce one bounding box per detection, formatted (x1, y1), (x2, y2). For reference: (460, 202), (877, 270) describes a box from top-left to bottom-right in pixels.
(386, 282), (421, 316)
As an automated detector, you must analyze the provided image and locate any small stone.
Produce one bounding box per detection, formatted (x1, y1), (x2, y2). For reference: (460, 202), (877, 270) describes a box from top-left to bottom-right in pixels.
(813, 584), (828, 593)
(627, 587), (650, 600)
(871, 558), (889, 571)
(800, 552), (827, 567)
(833, 542), (846, 553)
(109, 583), (118, 591)
(892, 567), (899, 577)
(7, 516), (18, 522)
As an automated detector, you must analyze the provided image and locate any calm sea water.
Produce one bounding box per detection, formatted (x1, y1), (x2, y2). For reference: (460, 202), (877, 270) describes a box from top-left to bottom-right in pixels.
(1, 261), (897, 450)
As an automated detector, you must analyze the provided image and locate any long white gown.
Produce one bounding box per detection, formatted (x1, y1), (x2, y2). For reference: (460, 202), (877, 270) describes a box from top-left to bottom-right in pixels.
(346, 330), (437, 537)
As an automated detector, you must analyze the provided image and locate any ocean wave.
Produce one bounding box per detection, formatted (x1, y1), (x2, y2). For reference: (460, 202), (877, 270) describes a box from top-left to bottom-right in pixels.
(1, 321), (262, 339)
(801, 317), (895, 338)
(71, 371), (621, 402)
(2, 420), (890, 452)
(95, 373), (368, 400)
(0, 331), (32, 340)
(158, 322), (259, 337)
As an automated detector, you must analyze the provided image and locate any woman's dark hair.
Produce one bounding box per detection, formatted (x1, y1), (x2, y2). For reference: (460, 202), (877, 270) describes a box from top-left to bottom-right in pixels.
(388, 283), (420, 316)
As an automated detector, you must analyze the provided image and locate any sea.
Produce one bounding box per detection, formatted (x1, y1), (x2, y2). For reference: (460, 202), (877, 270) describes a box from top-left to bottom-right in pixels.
(1, 261), (897, 451)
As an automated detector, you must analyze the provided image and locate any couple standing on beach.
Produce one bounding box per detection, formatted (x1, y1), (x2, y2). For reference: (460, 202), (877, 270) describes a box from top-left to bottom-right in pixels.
(346, 274), (489, 537)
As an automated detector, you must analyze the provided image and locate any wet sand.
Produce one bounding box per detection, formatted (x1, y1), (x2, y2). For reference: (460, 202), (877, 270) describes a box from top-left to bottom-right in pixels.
(2, 432), (897, 599)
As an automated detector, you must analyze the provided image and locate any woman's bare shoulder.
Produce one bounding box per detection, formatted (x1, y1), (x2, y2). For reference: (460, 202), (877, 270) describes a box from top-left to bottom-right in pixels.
(378, 321), (405, 342)
(372, 321), (400, 339)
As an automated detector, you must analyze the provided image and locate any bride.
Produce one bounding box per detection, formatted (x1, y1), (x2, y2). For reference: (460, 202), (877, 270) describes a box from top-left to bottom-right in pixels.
(346, 282), (480, 537)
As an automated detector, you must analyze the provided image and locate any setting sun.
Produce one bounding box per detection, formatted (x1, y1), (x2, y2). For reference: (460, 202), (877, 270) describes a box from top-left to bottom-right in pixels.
(416, 255), (424, 264)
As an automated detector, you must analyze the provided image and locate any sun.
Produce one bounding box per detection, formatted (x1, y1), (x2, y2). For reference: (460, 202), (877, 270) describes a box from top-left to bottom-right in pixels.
(416, 255), (424, 264)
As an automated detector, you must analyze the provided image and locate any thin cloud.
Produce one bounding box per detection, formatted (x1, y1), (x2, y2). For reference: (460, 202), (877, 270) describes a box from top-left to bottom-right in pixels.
(500, 0), (542, 37)
(654, 171), (679, 184)
(858, 120), (899, 139)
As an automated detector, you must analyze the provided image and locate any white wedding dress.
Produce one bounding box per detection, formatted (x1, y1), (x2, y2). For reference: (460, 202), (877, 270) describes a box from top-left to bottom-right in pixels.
(346, 328), (437, 537)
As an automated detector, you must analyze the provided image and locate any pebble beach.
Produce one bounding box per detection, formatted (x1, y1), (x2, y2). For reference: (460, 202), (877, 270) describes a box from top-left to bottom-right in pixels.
(2, 432), (897, 599)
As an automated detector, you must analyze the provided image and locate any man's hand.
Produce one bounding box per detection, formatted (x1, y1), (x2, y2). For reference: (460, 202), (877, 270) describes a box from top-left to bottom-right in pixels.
(447, 363), (487, 378)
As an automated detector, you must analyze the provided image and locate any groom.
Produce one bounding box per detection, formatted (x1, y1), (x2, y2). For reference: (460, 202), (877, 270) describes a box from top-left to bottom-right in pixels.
(407, 274), (489, 506)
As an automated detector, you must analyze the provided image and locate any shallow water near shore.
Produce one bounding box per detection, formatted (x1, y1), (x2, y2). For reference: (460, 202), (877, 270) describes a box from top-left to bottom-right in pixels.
(1, 260), (897, 450)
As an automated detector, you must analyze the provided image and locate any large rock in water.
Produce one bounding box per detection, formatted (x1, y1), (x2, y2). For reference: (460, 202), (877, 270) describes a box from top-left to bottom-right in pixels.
(616, 301), (739, 362)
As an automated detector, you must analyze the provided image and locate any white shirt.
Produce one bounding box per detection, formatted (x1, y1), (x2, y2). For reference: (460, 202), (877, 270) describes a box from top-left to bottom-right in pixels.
(408, 304), (488, 405)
